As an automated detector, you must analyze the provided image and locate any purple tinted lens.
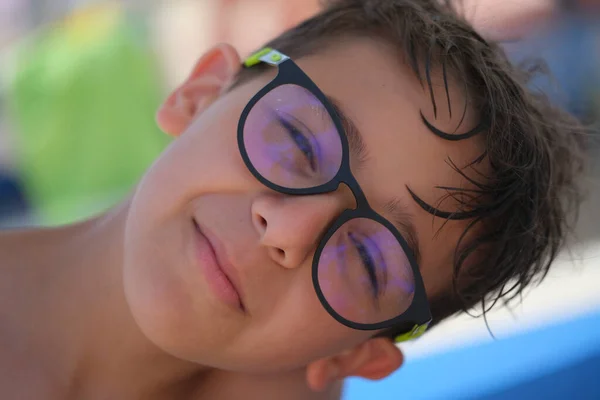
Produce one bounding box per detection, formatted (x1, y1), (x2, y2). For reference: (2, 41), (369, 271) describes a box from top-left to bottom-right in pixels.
(317, 218), (415, 325)
(243, 84), (343, 189)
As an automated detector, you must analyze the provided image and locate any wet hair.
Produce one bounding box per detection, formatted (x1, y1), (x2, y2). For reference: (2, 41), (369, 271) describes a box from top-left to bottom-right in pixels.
(232, 0), (587, 334)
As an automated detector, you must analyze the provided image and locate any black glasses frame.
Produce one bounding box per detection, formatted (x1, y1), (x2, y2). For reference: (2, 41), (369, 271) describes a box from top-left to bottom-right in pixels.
(237, 51), (432, 340)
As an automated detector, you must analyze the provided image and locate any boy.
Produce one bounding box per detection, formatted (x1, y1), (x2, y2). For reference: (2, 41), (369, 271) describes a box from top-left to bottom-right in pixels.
(0, 0), (585, 399)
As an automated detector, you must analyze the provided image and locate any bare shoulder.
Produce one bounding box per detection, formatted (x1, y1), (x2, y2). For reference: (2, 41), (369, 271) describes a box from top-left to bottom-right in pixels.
(0, 225), (72, 271)
(0, 228), (62, 398)
(0, 347), (62, 400)
(0, 227), (43, 264)
(0, 302), (61, 400)
(0, 228), (36, 300)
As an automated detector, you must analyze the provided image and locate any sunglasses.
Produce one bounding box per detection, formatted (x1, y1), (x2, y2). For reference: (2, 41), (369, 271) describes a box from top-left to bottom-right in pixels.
(239, 48), (432, 342)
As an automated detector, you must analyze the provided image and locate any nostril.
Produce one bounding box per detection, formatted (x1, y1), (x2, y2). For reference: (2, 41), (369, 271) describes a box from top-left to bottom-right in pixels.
(258, 215), (267, 228)
(270, 247), (286, 264)
(253, 213), (268, 233)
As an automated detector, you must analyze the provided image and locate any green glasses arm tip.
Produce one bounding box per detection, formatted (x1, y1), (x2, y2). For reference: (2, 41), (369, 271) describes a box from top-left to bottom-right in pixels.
(243, 48), (288, 68)
(394, 323), (430, 343)
(244, 48), (273, 68)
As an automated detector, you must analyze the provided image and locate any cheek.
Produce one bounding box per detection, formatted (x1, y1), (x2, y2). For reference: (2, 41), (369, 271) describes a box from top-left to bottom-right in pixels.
(228, 279), (368, 372)
(122, 215), (200, 358)
(150, 117), (243, 201)
(141, 90), (257, 210)
(120, 112), (251, 361)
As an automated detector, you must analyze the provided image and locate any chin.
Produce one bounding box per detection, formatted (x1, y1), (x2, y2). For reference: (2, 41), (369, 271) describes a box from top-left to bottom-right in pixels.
(121, 256), (235, 364)
(123, 258), (189, 349)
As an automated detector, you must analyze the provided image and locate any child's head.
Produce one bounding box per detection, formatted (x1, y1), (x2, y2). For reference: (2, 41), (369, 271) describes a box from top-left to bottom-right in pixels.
(122, 0), (584, 390)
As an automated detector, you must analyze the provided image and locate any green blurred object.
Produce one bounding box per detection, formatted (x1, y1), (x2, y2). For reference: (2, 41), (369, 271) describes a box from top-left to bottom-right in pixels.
(7, 3), (170, 225)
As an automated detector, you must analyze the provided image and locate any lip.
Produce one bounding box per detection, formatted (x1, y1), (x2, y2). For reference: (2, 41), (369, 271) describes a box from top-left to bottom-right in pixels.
(192, 219), (246, 312)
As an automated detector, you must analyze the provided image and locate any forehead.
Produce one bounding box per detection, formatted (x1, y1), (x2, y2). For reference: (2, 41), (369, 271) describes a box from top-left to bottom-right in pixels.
(293, 38), (487, 297)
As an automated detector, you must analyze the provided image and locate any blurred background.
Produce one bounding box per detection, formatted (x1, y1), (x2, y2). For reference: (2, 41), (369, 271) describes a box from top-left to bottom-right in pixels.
(0, 0), (599, 398)
(0, 0), (321, 226)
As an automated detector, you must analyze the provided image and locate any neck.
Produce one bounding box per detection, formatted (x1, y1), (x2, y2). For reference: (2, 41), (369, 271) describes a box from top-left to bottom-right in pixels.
(1, 199), (337, 399)
(195, 369), (344, 400)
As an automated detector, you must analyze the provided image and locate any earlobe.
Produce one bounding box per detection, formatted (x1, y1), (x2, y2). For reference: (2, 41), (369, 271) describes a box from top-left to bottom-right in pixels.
(346, 338), (404, 380)
(155, 43), (242, 137)
(335, 338), (403, 381)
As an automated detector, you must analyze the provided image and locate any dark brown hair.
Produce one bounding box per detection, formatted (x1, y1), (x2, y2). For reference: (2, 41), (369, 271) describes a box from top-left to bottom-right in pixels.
(233, 0), (587, 333)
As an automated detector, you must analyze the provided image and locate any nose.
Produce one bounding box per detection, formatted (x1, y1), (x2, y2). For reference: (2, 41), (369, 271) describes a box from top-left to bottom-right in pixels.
(251, 189), (354, 269)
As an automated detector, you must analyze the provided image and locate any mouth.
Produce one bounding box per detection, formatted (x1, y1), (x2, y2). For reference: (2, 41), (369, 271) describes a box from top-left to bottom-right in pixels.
(192, 218), (246, 313)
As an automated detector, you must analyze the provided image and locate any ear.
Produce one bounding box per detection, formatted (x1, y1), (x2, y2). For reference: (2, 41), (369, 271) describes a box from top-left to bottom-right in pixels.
(306, 338), (404, 392)
(156, 43), (242, 137)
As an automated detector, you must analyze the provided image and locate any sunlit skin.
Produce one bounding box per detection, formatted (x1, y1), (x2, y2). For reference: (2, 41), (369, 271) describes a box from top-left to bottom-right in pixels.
(0, 38), (486, 399)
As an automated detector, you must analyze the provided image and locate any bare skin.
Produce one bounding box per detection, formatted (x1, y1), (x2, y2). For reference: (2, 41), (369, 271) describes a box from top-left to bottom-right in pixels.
(0, 204), (344, 399)
(0, 38), (485, 399)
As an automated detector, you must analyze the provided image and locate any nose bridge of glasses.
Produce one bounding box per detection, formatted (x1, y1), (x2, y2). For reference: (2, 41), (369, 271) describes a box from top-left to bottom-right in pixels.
(337, 171), (370, 211)
(331, 181), (358, 212)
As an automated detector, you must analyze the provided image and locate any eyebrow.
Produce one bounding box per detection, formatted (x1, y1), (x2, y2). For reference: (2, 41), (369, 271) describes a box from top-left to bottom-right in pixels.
(326, 95), (422, 265)
(383, 197), (422, 264)
(327, 96), (369, 170)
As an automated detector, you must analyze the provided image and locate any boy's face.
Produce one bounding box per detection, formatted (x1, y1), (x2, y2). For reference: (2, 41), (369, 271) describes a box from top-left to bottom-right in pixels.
(123, 38), (483, 383)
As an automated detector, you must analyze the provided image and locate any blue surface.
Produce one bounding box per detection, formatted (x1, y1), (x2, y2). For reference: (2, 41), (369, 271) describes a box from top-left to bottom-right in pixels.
(481, 353), (600, 400)
(343, 311), (600, 399)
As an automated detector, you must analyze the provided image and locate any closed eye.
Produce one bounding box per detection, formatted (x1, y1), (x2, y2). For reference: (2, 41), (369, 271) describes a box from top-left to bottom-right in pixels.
(275, 113), (319, 172)
(348, 232), (380, 298)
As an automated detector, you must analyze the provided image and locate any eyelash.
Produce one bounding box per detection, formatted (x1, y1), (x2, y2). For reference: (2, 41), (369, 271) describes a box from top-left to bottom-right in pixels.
(276, 115), (318, 172)
(348, 232), (380, 298)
